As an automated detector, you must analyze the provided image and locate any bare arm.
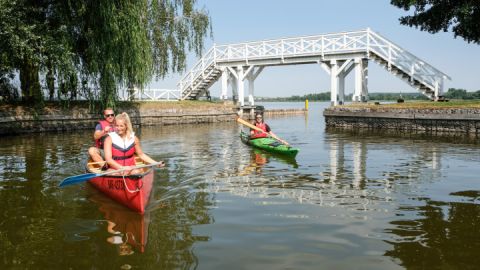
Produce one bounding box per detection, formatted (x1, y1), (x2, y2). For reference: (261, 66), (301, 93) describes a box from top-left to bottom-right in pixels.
(93, 130), (105, 140)
(94, 125), (113, 140)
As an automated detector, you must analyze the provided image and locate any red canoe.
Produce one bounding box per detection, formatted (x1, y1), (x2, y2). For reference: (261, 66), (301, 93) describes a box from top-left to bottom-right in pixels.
(86, 157), (154, 213)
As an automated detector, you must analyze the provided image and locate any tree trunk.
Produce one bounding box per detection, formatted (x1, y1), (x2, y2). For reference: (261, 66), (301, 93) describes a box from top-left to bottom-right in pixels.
(46, 64), (55, 101)
(19, 58), (43, 106)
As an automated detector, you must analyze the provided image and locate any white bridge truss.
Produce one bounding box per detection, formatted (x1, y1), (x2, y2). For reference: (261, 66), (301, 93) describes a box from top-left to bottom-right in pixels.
(178, 28), (450, 105)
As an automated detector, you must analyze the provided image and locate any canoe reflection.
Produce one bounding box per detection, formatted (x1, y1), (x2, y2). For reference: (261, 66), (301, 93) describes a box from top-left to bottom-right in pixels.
(87, 185), (151, 255)
(240, 149), (298, 175)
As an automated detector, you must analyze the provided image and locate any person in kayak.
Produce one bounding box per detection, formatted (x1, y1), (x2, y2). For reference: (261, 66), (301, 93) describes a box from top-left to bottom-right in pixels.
(103, 112), (164, 175)
(88, 108), (116, 165)
(250, 113), (278, 139)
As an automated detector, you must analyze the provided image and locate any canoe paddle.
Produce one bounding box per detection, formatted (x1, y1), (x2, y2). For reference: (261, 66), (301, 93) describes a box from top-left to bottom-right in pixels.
(236, 117), (290, 146)
(59, 161), (165, 188)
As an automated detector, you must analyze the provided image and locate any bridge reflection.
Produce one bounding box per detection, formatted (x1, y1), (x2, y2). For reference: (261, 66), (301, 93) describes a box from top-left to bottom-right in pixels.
(208, 129), (448, 216)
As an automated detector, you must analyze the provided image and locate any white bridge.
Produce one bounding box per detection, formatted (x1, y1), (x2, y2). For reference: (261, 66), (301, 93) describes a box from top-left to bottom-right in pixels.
(178, 28), (450, 105)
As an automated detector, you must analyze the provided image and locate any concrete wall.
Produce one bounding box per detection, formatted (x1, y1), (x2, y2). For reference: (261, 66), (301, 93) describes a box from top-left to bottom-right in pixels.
(324, 107), (480, 135)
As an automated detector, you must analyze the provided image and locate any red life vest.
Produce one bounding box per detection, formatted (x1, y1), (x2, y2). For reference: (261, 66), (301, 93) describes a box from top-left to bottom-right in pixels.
(109, 132), (136, 166)
(251, 122), (268, 139)
(95, 120), (115, 148)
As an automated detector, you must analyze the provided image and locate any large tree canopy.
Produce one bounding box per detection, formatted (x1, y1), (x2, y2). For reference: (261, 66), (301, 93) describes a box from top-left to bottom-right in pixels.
(391, 0), (480, 44)
(0, 0), (211, 107)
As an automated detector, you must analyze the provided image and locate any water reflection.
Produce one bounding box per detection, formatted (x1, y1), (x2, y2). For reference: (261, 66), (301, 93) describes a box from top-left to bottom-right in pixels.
(325, 128), (480, 267)
(385, 197), (480, 268)
(2, 105), (480, 268)
(88, 186), (150, 255)
(239, 149), (298, 176)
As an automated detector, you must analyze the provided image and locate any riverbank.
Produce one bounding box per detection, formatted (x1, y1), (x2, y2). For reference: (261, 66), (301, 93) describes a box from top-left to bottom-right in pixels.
(0, 101), (308, 136)
(324, 101), (480, 135)
(0, 101), (237, 136)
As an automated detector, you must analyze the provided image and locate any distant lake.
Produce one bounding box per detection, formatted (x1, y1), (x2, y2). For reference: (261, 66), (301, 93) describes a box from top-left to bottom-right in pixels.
(1, 101), (479, 269)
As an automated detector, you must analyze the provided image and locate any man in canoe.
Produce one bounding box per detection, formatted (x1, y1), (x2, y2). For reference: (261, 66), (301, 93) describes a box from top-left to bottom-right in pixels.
(88, 108), (116, 165)
(103, 112), (163, 175)
(250, 113), (278, 139)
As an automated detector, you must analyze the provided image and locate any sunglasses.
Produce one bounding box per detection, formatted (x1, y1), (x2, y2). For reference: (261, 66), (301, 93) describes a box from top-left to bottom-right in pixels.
(105, 113), (115, 117)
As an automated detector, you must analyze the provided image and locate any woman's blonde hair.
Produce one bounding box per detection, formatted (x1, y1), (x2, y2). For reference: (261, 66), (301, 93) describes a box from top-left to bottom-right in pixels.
(115, 112), (133, 137)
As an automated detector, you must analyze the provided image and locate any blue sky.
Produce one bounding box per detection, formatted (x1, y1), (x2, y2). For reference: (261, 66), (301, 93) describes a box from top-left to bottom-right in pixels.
(152, 0), (480, 97)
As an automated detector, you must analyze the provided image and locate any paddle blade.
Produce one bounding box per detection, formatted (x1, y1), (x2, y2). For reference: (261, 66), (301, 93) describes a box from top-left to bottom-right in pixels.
(59, 173), (98, 188)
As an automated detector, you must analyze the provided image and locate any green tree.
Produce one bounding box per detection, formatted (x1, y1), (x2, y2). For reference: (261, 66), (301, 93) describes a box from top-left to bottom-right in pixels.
(444, 88), (468, 99)
(0, 0), (211, 108)
(391, 0), (480, 44)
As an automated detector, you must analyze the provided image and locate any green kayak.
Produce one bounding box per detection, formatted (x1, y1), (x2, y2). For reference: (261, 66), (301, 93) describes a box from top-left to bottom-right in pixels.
(240, 131), (299, 157)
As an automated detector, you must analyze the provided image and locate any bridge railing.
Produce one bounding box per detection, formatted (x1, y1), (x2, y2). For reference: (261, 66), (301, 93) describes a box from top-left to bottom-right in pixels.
(177, 47), (216, 93)
(366, 30), (449, 91)
(122, 88), (181, 101)
(35, 87), (181, 102)
(213, 29), (370, 61)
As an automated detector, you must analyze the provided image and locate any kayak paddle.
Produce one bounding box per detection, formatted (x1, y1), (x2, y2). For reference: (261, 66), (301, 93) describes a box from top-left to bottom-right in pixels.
(59, 161), (164, 188)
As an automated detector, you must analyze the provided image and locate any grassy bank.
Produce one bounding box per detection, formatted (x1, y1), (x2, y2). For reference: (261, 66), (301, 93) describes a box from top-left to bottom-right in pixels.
(0, 100), (234, 115)
(341, 100), (480, 110)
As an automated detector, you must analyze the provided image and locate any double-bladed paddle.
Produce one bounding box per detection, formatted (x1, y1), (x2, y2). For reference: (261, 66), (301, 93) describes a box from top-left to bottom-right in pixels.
(236, 117), (290, 146)
(59, 161), (164, 188)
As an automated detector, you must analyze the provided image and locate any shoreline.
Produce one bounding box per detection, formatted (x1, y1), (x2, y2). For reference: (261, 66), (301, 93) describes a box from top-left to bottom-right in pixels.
(4, 100), (480, 137)
(0, 102), (307, 136)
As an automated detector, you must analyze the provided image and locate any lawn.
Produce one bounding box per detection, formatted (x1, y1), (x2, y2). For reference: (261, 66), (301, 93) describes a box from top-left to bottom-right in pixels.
(340, 100), (480, 109)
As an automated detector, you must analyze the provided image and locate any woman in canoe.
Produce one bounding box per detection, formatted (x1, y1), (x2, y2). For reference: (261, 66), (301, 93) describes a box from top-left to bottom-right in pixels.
(103, 112), (163, 175)
(250, 113), (278, 140)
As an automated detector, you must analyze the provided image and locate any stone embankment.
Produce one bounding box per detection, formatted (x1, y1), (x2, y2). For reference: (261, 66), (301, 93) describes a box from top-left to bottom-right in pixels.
(324, 106), (480, 135)
(0, 102), (237, 136)
(264, 108), (307, 116)
(0, 102), (307, 136)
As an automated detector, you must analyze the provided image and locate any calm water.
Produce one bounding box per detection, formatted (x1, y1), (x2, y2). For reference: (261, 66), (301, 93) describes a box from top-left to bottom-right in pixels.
(1, 102), (480, 269)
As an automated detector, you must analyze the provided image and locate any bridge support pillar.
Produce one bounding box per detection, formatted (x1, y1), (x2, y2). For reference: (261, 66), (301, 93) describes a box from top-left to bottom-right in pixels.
(326, 59), (354, 106)
(338, 73), (345, 104)
(220, 68), (229, 100)
(248, 76), (255, 106)
(353, 58), (368, 102)
(225, 65), (264, 107)
(330, 60), (339, 106)
(434, 76), (446, 100)
(230, 71), (238, 104)
(246, 66), (264, 106)
(236, 66), (245, 106)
